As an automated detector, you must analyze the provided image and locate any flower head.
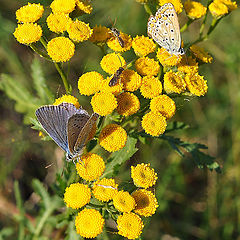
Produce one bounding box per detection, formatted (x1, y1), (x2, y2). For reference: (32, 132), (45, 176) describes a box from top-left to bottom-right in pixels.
(131, 163), (158, 188)
(163, 70), (186, 94)
(46, 13), (69, 33)
(99, 124), (127, 152)
(135, 57), (160, 76)
(184, 1), (207, 19)
(177, 55), (199, 74)
(107, 32), (132, 52)
(209, 1), (228, 18)
(91, 92), (117, 116)
(132, 35), (156, 57)
(140, 76), (162, 99)
(159, 0), (183, 13)
(16, 3), (44, 23)
(64, 183), (91, 209)
(89, 25), (111, 43)
(120, 70), (142, 92)
(67, 20), (92, 42)
(117, 92), (140, 116)
(132, 189), (159, 217)
(190, 45), (213, 63)
(185, 72), (208, 96)
(117, 213), (144, 239)
(75, 0), (93, 14)
(92, 178), (118, 201)
(100, 77), (123, 95)
(50, 0), (76, 14)
(113, 191), (136, 212)
(219, 0), (237, 11)
(100, 53), (126, 74)
(53, 94), (80, 108)
(157, 47), (182, 66)
(78, 71), (103, 96)
(13, 23), (42, 44)
(75, 209), (104, 238)
(142, 111), (167, 136)
(47, 37), (75, 62)
(76, 153), (105, 181)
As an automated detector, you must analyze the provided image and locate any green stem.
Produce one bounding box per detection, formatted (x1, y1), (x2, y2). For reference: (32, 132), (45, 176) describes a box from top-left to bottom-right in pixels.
(88, 202), (105, 208)
(144, 3), (153, 15)
(30, 44), (51, 61)
(180, 18), (193, 33)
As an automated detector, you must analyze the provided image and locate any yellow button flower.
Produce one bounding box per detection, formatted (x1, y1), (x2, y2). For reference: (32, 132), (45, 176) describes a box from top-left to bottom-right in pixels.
(132, 189), (159, 217)
(78, 71), (103, 96)
(67, 20), (92, 42)
(135, 57), (160, 76)
(99, 77), (123, 95)
(13, 23), (42, 45)
(157, 47), (182, 66)
(75, 0), (93, 14)
(113, 190), (136, 212)
(219, 0), (237, 11)
(132, 35), (156, 57)
(159, 0), (183, 13)
(53, 94), (80, 108)
(117, 92), (140, 117)
(107, 32), (132, 52)
(50, 0), (76, 14)
(120, 70), (142, 92)
(64, 183), (91, 209)
(91, 92), (117, 116)
(46, 13), (69, 33)
(142, 111), (167, 136)
(117, 212), (144, 239)
(150, 94), (176, 119)
(190, 45), (213, 63)
(92, 178), (118, 201)
(140, 76), (162, 99)
(131, 163), (158, 189)
(99, 124), (127, 152)
(89, 25), (111, 43)
(209, 1), (228, 18)
(47, 37), (75, 62)
(163, 70), (186, 94)
(75, 209), (104, 238)
(184, 1), (207, 19)
(76, 153), (105, 181)
(16, 3), (44, 23)
(177, 56), (199, 74)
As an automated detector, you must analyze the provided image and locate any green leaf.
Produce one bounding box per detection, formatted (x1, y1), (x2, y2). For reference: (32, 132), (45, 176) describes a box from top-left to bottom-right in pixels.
(0, 228), (14, 240)
(103, 137), (138, 177)
(65, 221), (81, 240)
(165, 121), (189, 133)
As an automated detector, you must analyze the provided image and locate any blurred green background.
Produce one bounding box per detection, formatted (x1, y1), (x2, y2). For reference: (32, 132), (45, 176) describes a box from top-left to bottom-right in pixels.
(0, 0), (240, 239)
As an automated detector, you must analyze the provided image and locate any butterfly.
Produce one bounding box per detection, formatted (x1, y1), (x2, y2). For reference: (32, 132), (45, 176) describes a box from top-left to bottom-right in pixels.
(147, 3), (185, 56)
(36, 103), (99, 163)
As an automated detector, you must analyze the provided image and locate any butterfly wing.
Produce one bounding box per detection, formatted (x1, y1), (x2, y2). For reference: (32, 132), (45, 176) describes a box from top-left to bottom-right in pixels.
(36, 105), (70, 153)
(73, 113), (99, 153)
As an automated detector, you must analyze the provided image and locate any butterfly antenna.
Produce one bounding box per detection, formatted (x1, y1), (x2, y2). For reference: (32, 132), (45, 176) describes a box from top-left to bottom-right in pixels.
(45, 162), (54, 168)
(116, 53), (123, 67)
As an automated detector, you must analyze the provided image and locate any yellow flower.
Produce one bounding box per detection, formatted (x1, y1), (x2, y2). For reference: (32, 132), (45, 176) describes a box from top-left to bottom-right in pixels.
(99, 124), (127, 152)
(113, 191), (136, 213)
(159, 0), (183, 13)
(107, 32), (132, 52)
(209, 1), (228, 18)
(120, 70), (142, 92)
(100, 77), (123, 95)
(117, 213), (144, 239)
(47, 37), (75, 62)
(140, 76), (162, 99)
(100, 53), (126, 74)
(177, 55), (199, 74)
(142, 111), (167, 136)
(46, 13), (69, 33)
(132, 35), (156, 57)
(50, 0), (76, 14)
(53, 94), (80, 108)
(184, 1), (207, 19)
(190, 45), (213, 63)
(132, 189), (159, 217)
(75, 209), (104, 238)
(117, 92), (140, 116)
(150, 94), (176, 119)
(76, 153), (105, 181)
(91, 92), (117, 116)
(185, 72), (208, 96)
(157, 47), (182, 66)
(16, 3), (44, 23)
(13, 23), (42, 45)
(131, 163), (158, 188)
(89, 25), (111, 43)
(218, 0), (237, 11)
(135, 57), (160, 76)
(92, 178), (118, 201)
(75, 0), (93, 14)
(67, 20), (92, 42)
(64, 183), (91, 209)
(163, 70), (186, 94)
(78, 71), (103, 96)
